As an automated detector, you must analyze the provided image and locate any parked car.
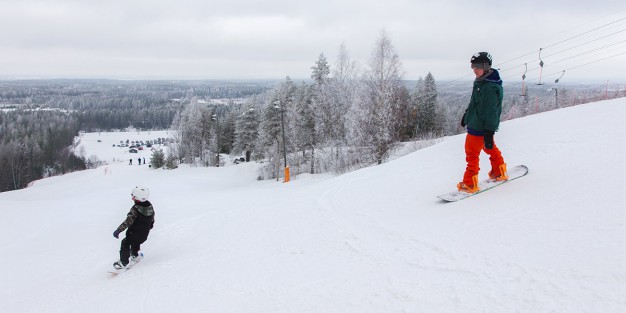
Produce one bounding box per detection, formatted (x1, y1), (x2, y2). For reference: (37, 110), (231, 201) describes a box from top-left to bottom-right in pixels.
(129, 149), (138, 153)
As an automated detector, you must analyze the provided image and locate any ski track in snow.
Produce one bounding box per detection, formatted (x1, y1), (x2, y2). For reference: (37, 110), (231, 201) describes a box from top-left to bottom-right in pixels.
(1, 99), (625, 312)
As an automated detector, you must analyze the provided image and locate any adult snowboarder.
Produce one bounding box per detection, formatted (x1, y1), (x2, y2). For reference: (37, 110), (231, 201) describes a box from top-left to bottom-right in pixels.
(458, 52), (508, 193)
(112, 186), (154, 269)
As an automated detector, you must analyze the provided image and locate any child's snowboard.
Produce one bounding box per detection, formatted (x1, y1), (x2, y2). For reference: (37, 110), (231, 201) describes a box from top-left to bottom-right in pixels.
(108, 253), (144, 277)
(437, 165), (528, 202)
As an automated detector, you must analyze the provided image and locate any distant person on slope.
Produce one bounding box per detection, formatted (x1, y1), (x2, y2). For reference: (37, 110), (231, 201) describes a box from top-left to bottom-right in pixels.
(112, 186), (155, 269)
(458, 52), (508, 193)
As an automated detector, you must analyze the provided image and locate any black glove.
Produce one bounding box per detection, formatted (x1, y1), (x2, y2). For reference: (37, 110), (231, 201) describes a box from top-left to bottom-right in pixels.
(483, 131), (494, 150)
(113, 229), (121, 239)
(460, 112), (467, 127)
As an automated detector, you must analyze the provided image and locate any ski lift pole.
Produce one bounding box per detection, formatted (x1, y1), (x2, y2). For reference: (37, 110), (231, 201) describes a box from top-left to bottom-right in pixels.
(554, 70), (565, 108)
(274, 100), (289, 183)
(537, 48), (545, 85)
(521, 63), (527, 96)
(211, 113), (220, 167)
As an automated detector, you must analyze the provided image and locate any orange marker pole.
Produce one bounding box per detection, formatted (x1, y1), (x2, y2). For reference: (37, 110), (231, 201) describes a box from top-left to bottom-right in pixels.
(284, 166), (290, 183)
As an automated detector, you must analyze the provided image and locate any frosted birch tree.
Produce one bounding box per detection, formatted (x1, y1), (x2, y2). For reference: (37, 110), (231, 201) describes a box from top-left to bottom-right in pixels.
(323, 43), (361, 172)
(171, 101), (211, 166)
(353, 30), (406, 164)
(294, 83), (316, 173)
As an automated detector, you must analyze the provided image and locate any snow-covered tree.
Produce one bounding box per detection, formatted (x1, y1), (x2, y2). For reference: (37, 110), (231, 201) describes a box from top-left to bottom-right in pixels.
(170, 101), (211, 166)
(258, 77), (296, 179)
(294, 83), (316, 173)
(150, 149), (165, 169)
(353, 30), (407, 164)
(233, 99), (260, 162)
(415, 72), (442, 137)
(311, 53), (330, 85)
(327, 44), (359, 148)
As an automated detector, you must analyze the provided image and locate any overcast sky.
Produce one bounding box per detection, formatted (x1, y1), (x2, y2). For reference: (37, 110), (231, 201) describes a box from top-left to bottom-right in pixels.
(1, 0), (625, 83)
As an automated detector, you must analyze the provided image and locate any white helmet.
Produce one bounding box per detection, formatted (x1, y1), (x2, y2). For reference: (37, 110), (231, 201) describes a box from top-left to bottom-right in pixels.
(131, 186), (150, 202)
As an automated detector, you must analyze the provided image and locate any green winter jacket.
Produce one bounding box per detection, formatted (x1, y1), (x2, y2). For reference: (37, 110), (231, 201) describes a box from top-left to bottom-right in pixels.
(463, 69), (503, 134)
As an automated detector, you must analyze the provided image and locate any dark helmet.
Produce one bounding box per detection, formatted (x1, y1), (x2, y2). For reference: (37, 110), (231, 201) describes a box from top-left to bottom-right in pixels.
(470, 52), (493, 70)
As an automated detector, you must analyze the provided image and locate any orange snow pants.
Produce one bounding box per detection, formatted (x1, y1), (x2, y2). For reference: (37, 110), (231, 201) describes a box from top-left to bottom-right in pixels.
(463, 133), (505, 186)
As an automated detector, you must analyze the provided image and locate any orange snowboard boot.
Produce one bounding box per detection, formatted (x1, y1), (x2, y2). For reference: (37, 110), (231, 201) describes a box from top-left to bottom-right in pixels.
(457, 175), (479, 193)
(489, 163), (509, 181)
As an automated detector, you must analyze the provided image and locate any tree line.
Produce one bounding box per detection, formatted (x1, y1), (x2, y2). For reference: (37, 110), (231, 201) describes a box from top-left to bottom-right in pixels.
(0, 109), (85, 192)
(169, 31), (625, 180)
(170, 32), (444, 179)
(0, 79), (273, 131)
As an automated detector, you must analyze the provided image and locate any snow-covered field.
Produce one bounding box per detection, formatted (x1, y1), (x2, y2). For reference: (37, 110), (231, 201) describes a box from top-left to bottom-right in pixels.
(74, 130), (174, 165)
(1, 98), (625, 312)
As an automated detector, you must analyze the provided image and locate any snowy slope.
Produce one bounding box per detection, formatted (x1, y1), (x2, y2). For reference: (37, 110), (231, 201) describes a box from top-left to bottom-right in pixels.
(1, 99), (625, 313)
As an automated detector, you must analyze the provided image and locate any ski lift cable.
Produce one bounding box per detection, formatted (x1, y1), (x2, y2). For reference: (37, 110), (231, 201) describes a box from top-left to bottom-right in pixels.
(495, 50), (540, 67)
(501, 43), (626, 82)
(505, 51), (626, 88)
(498, 31), (625, 78)
(502, 64), (543, 81)
(499, 59), (539, 73)
(532, 7), (626, 48)
(549, 40), (626, 65)
(542, 28), (626, 59)
(543, 17), (626, 50)
(552, 50), (626, 73)
(498, 29), (624, 74)
(495, 16), (626, 69)
(441, 14), (626, 87)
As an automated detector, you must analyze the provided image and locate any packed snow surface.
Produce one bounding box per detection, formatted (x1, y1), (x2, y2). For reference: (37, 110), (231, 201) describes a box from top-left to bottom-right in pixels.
(1, 99), (625, 312)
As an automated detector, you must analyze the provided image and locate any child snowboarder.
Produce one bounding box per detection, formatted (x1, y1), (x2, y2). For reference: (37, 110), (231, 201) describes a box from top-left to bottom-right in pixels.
(112, 186), (155, 269)
(458, 52), (508, 193)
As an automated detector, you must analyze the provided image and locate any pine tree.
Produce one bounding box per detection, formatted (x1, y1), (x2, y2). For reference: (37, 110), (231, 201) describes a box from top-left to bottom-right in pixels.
(258, 90), (285, 179)
(415, 72), (441, 137)
(150, 149), (165, 169)
(234, 100), (260, 162)
(257, 77), (297, 179)
(311, 53), (330, 85)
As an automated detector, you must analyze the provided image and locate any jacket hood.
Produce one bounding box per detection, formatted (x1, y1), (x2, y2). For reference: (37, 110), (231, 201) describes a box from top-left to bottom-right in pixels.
(476, 69), (502, 86)
(134, 201), (154, 216)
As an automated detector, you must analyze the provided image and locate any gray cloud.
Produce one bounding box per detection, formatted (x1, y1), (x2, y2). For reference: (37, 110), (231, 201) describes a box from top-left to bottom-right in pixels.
(1, 0), (624, 81)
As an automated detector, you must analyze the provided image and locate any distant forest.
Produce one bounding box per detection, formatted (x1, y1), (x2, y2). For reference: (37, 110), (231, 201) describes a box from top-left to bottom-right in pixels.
(0, 79), (273, 131)
(0, 109), (84, 191)
(0, 79), (273, 192)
